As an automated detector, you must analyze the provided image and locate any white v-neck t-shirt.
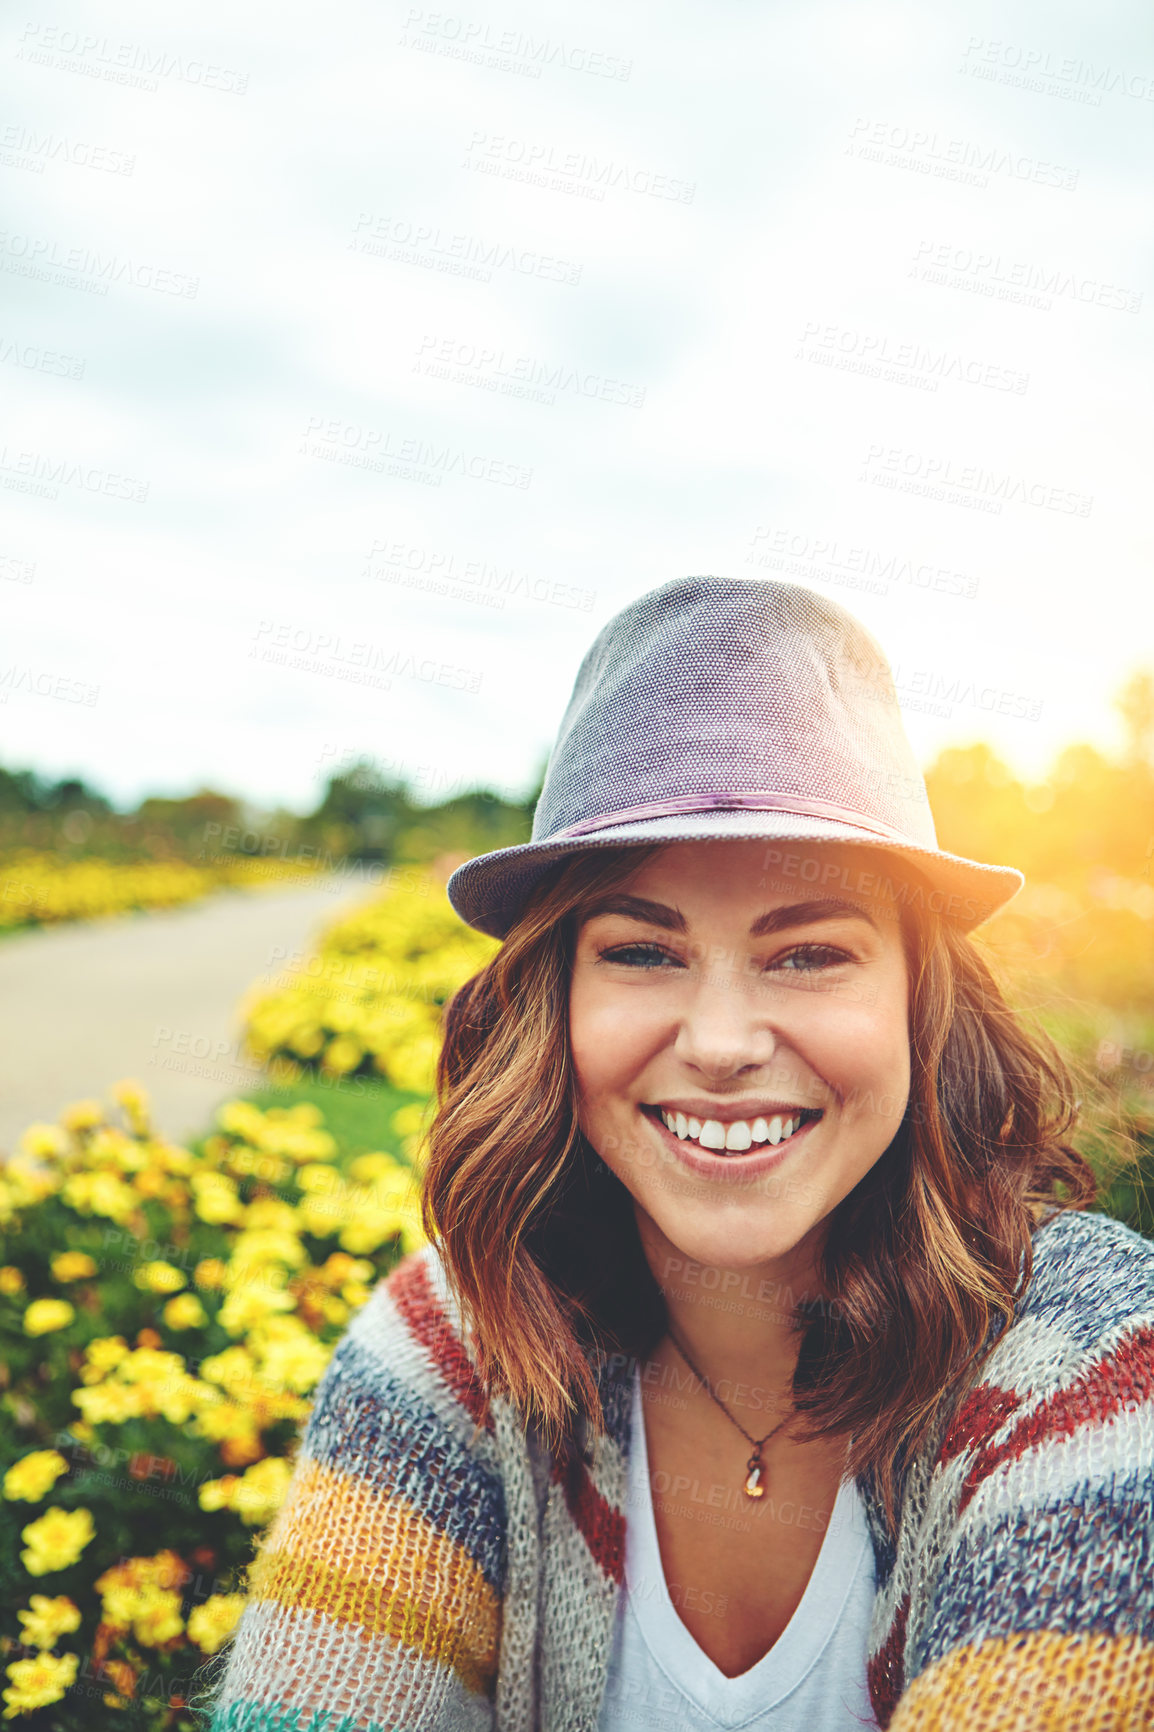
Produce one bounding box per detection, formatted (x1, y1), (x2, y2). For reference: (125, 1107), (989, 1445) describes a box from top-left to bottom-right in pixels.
(596, 1363), (879, 1730)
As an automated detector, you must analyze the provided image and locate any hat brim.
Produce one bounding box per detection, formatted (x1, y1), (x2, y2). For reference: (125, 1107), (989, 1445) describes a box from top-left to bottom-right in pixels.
(446, 808), (1024, 939)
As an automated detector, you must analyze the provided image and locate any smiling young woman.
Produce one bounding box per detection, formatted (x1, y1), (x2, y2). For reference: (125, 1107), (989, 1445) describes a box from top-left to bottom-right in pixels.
(200, 578), (1154, 1732)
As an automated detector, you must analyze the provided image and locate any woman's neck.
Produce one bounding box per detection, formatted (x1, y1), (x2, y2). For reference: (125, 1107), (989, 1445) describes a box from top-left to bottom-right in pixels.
(638, 1216), (831, 1397)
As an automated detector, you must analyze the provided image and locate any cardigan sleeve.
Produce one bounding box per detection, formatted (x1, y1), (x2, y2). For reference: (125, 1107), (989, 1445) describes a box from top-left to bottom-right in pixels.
(191, 1248), (507, 1732)
(887, 1283), (1154, 1730)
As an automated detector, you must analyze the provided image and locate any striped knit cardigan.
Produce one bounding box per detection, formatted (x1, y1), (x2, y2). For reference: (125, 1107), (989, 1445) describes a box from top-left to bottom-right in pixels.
(196, 1205), (1154, 1732)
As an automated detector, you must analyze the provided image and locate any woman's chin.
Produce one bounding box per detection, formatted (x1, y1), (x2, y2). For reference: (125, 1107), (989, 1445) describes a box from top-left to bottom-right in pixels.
(645, 1205), (815, 1279)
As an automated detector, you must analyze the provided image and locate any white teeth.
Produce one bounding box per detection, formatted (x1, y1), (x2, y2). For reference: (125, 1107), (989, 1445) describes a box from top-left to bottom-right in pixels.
(655, 1108), (813, 1154)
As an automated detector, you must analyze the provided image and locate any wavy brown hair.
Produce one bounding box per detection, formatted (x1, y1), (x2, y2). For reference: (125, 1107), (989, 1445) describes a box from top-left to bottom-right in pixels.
(420, 842), (1098, 1533)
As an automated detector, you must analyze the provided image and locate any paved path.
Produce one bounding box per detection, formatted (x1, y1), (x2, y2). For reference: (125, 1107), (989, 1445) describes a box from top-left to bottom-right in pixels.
(0, 876), (373, 1155)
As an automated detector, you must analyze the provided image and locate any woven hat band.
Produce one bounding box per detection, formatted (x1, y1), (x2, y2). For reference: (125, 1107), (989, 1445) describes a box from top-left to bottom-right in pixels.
(552, 791), (916, 846)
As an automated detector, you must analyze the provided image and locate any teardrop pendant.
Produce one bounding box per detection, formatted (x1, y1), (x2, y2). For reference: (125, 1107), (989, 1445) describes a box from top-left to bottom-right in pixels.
(743, 1453), (765, 1499)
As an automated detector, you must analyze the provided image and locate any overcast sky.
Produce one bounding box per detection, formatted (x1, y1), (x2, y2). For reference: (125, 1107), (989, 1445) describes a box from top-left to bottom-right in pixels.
(3, 0), (1152, 816)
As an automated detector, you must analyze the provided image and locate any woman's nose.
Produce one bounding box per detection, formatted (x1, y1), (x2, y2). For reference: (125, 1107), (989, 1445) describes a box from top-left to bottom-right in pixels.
(671, 955), (778, 1076)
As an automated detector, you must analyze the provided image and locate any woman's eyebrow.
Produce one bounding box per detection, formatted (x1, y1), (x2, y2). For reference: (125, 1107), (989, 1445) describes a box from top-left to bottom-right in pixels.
(581, 893), (879, 934)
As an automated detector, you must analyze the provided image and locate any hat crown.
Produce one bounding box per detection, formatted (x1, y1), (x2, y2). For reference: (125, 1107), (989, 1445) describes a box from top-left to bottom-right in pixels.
(531, 575), (937, 848)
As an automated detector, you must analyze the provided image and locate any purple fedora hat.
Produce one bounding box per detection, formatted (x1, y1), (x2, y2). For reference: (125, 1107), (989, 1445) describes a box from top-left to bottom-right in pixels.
(446, 575), (1024, 938)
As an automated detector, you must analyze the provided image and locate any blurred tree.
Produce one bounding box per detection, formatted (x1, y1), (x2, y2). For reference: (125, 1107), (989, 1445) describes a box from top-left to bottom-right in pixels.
(134, 790), (245, 858)
(296, 763), (416, 863)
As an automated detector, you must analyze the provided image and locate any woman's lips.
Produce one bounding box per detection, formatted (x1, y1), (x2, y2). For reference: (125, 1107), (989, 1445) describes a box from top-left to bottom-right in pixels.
(638, 1103), (821, 1184)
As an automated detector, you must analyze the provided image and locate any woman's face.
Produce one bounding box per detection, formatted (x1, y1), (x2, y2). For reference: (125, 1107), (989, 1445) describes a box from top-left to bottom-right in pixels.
(568, 838), (912, 1280)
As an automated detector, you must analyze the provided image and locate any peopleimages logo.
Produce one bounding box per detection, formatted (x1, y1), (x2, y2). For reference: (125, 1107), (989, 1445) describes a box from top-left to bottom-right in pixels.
(846, 117), (1079, 189)
(299, 416), (533, 489)
(910, 240), (1142, 315)
(0, 230), (198, 298)
(746, 527), (978, 601)
(350, 212), (584, 287)
(959, 38), (1154, 103)
(463, 130), (696, 202)
(794, 321), (1029, 394)
(17, 23), (248, 93)
(0, 445), (148, 502)
(413, 334), (646, 408)
(399, 9), (633, 80)
(859, 445), (1092, 517)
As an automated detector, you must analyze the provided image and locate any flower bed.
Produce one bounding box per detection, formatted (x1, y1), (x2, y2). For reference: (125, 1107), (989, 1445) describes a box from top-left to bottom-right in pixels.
(0, 854), (328, 935)
(235, 869), (500, 1092)
(0, 1081), (427, 1727)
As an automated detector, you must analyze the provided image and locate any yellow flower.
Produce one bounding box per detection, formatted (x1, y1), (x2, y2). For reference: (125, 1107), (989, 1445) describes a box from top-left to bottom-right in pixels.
(297, 1163), (341, 1194)
(130, 1588), (183, 1647)
(318, 1252), (373, 1287)
(157, 1141), (195, 1175)
(132, 1166), (170, 1200)
(3, 1156), (58, 1209)
(230, 1229), (306, 1270)
(194, 1258), (227, 1289)
(0, 1266), (26, 1294)
(78, 1335), (130, 1383)
(3, 1451), (69, 1503)
(256, 1330), (331, 1394)
(2, 1649), (79, 1718)
(348, 1150), (400, 1182)
(243, 1197), (299, 1233)
(72, 1382), (137, 1425)
(218, 1282), (295, 1336)
(101, 1657), (137, 1702)
(199, 1344), (260, 1395)
(391, 1102), (429, 1138)
(72, 1342), (219, 1428)
(50, 1252), (97, 1283)
(118, 1346), (186, 1384)
(195, 1396), (300, 1454)
(190, 1173), (244, 1225)
(23, 1299), (74, 1337)
(62, 1170), (138, 1225)
(99, 1582), (146, 1630)
(162, 1292), (206, 1330)
(200, 1457), (292, 1526)
(60, 1098), (106, 1132)
(187, 1592), (247, 1653)
(95, 1549), (186, 1606)
(337, 1201), (404, 1256)
(295, 1193), (344, 1237)
(16, 1123), (69, 1160)
(16, 1594), (81, 1650)
(323, 1033), (362, 1073)
(132, 1260), (186, 1294)
(20, 1507), (94, 1575)
(197, 1474), (236, 1513)
(110, 1078), (152, 1136)
(214, 1100), (268, 1140)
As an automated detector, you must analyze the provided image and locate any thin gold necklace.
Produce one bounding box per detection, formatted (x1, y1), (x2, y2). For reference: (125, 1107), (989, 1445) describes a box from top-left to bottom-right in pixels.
(665, 1327), (795, 1499)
